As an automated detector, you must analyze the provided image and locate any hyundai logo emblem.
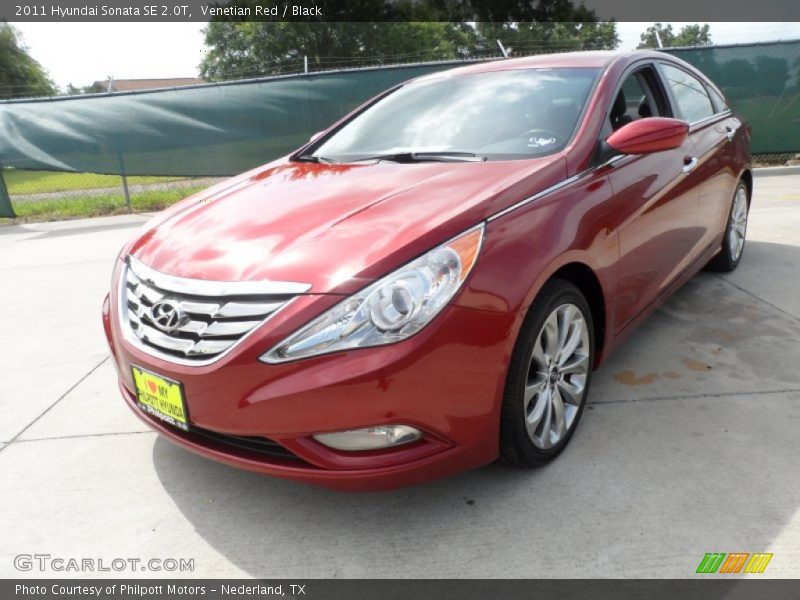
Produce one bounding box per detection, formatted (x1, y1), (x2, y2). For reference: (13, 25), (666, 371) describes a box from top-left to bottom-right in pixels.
(149, 299), (188, 333)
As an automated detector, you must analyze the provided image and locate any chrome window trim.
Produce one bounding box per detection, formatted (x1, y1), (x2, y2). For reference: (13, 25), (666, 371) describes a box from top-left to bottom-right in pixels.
(487, 155), (624, 223)
(128, 256), (312, 297)
(118, 258), (307, 367)
(688, 109), (732, 130)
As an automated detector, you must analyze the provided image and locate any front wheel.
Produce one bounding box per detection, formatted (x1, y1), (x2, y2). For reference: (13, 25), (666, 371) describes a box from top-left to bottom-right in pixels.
(500, 279), (594, 468)
(707, 181), (749, 272)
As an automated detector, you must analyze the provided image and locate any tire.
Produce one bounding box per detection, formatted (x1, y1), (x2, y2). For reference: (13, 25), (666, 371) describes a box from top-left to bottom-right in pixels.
(500, 279), (595, 468)
(706, 181), (749, 272)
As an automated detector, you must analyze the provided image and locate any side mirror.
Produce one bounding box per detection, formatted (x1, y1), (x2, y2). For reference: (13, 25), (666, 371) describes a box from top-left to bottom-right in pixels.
(606, 117), (689, 155)
(309, 131), (325, 143)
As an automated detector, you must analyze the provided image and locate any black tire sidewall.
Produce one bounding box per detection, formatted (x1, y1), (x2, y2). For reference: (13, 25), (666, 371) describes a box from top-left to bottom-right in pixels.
(714, 181), (749, 272)
(501, 279), (595, 466)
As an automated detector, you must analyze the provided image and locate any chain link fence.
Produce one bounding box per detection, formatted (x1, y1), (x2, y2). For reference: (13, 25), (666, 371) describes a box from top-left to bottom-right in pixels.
(751, 153), (800, 166)
(2, 39), (799, 221)
(0, 38), (623, 220)
(0, 58), (487, 220)
(2, 169), (220, 220)
(664, 39), (800, 155)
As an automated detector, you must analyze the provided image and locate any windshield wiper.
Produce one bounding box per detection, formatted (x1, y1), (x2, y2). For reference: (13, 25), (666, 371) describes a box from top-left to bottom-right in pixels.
(350, 151), (486, 163)
(293, 154), (339, 164)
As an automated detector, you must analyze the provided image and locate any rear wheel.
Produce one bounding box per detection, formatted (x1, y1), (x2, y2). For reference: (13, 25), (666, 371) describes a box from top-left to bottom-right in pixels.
(707, 181), (749, 272)
(500, 279), (594, 467)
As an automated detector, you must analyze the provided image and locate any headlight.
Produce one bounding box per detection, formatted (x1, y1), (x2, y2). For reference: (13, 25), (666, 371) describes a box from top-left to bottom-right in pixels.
(261, 224), (484, 363)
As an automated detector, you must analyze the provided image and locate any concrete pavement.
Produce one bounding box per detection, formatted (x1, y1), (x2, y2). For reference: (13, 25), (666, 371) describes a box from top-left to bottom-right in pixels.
(1, 174), (798, 578)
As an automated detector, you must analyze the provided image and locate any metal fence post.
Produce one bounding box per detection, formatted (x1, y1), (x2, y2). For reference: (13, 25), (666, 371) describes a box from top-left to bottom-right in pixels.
(0, 160), (16, 219)
(121, 173), (132, 213)
(496, 40), (509, 58)
(115, 139), (132, 214)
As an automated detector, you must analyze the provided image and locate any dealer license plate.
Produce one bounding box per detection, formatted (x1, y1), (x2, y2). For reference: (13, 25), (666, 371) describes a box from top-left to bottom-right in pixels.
(131, 366), (189, 431)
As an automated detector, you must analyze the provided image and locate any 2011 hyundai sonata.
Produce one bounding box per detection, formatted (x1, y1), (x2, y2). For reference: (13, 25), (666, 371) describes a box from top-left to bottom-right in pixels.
(102, 50), (751, 491)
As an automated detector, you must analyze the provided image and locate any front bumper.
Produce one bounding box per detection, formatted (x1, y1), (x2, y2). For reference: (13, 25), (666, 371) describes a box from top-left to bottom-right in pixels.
(103, 271), (516, 491)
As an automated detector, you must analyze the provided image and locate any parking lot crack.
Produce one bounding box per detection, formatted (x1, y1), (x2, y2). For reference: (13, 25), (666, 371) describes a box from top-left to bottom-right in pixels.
(13, 430), (155, 444)
(0, 356), (109, 453)
(713, 274), (800, 324)
(591, 387), (800, 405)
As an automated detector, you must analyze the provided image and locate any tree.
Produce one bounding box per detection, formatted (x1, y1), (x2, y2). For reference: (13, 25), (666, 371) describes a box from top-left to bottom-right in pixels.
(201, 22), (478, 80)
(475, 22), (618, 55)
(673, 24), (712, 47)
(201, 21), (618, 81)
(200, 1), (618, 81)
(637, 23), (712, 49)
(65, 82), (106, 96)
(0, 23), (57, 99)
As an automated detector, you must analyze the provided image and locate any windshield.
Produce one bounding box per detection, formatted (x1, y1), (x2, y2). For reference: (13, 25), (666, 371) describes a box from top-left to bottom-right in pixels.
(309, 67), (601, 163)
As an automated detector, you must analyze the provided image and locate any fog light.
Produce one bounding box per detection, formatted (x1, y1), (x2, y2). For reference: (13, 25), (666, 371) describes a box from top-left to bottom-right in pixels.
(313, 425), (422, 451)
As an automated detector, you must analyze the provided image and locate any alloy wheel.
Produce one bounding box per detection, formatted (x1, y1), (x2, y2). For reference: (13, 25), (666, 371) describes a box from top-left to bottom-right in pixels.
(523, 303), (590, 449)
(728, 186), (748, 262)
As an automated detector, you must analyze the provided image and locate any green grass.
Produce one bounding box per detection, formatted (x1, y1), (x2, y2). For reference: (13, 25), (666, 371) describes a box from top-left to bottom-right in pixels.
(7, 186), (205, 222)
(3, 169), (187, 195)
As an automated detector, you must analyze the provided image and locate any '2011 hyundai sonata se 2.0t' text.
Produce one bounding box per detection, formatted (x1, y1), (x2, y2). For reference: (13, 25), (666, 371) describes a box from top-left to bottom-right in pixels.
(102, 50), (751, 491)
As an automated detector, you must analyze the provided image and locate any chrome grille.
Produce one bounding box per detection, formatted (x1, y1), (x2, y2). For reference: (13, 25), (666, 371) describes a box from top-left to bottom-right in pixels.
(119, 256), (310, 364)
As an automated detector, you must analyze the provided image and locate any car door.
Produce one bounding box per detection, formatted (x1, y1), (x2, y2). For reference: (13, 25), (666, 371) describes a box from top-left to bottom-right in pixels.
(658, 62), (741, 251)
(602, 64), (706, 334)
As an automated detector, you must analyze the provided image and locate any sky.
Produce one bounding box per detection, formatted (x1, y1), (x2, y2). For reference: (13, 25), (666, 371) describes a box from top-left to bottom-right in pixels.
(13, 21), (800, 91)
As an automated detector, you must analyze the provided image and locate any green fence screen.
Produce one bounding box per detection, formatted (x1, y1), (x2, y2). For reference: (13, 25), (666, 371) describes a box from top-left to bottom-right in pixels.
(0, 61), (460, 217)
(1, 40), (799, 219)
(663, 39), (800, 156)
(0, 62), (457, 177)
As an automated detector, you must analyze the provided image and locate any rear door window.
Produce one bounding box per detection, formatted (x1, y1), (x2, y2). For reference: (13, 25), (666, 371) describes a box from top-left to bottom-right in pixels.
(660, 64), (715, 123)
(707, 86), (729, 113)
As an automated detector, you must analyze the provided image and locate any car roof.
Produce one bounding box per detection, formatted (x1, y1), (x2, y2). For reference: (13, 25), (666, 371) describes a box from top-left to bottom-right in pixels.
(413, 50), (667, 82)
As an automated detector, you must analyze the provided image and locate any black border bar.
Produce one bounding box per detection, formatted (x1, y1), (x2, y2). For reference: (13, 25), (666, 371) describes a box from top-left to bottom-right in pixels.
(2, 0), (800, 22)
(4, 579), (800, 600)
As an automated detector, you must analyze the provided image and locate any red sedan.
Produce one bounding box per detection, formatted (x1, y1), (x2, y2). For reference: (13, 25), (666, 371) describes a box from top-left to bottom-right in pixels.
(102, 50), (751, 491)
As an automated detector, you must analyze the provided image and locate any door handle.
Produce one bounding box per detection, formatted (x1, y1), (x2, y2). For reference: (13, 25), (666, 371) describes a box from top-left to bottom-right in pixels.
(682, 156), (698, 174)
(726, 125), (739, 142)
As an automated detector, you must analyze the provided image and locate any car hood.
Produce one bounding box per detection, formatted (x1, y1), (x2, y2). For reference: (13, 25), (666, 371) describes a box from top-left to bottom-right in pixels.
(129, 156), (565, 294)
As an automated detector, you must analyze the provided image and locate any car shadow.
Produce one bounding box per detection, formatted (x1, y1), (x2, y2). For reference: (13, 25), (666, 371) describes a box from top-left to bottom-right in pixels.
(151, 435), (538, 576)
(151, 240), (800, 578)
(0, 222), (39, 235)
